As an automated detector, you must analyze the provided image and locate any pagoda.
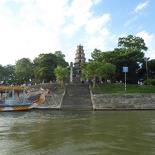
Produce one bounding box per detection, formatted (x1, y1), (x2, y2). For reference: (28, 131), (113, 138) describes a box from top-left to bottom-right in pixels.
(74, 45), (86, 77)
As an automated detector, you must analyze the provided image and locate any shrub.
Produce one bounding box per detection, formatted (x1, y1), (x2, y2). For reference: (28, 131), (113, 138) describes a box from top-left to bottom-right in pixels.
(144, 78), (155, 85)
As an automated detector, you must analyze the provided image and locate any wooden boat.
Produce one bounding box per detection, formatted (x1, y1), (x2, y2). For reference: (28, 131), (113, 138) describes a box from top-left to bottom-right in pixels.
(0, 85), (45, 112)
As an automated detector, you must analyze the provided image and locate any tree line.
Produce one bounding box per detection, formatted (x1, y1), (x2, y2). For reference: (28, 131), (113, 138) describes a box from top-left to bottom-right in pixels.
(0, 51), (68, 85)
(54, 35), (155, 87)
(80, 35), (155, 87)
(0, 35), (155, 86)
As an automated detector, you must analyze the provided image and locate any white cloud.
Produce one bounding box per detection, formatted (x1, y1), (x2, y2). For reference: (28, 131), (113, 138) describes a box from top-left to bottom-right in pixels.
(62, 0), (93, 36)
(85, 13), (110, 35)
(0, 0), (110, 65)
(93, 0), (102, 5)
(65, 46), (77, 63)
(0, 0), (69, 65)
(0, 25), (60, 65)
(19, 0), (68, 31)
(62, 24), (79, 37)
(136, 31), (155, 59)
(84, 36), (107, 61)
(85, 37), (105, 50)
(83, 29), (116, 61)
(67, 0), (93, 25)
(124, 15), (137, 27)
(62, 0), (106, 37)
(0, 0), (7, 3)
(100, 27), (109, 36)
(134, 1), (149, 13)
(125, 1), (149, 27)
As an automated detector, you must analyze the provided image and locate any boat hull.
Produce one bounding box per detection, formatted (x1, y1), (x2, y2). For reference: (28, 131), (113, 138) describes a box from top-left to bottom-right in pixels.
(0, 105), (30, 111)
(0, 93), (45, 112)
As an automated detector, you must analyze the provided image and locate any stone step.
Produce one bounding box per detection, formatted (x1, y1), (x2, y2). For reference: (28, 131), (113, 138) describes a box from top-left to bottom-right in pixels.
(61, 84), (92, 110)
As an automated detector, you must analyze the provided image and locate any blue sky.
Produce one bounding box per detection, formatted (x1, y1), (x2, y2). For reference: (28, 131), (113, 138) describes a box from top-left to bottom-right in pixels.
(0, 0), (154, 66)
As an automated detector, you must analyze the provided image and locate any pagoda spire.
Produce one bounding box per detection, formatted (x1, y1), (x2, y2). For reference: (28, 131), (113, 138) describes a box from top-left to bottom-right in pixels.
(74, 45), (86, 77)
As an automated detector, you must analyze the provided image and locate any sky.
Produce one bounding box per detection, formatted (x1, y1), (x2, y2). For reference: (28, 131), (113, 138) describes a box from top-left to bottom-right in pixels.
(0, 0), (155, 66)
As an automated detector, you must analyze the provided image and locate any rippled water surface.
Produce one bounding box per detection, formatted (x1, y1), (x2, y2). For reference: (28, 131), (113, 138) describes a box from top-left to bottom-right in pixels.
(0, 110), (155, 155)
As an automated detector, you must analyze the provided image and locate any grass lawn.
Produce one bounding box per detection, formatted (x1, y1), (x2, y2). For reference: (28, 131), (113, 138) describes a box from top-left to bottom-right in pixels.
(91, 83), (155, 94)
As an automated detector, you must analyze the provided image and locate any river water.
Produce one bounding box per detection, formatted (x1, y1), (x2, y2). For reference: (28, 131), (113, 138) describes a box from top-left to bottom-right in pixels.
(0, 110), (155, 155)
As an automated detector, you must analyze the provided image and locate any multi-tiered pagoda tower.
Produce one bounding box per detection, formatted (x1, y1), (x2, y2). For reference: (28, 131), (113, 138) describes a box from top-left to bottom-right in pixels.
(74, 45), (86, 77)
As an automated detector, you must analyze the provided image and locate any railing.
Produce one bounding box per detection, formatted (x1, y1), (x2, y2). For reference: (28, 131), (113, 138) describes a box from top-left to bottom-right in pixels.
(3, 98), (31, 105)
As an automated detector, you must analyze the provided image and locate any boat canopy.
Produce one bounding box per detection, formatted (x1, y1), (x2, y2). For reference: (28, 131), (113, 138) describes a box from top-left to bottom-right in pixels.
(0, 86), (26, 90)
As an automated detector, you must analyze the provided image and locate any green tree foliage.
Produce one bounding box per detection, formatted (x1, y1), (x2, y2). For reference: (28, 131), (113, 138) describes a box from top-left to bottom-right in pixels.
(102, 49), (140, 83)
(148, 59), (155, 78)
(99, 61), (116, 80)
(34, 52), (68, 83)
(91, 49), (102, 61)
(117, 35), (148, 83)
(0, 65), (15, 85)
(15, 58), (34, 84)
(0, 50), (68, 85)
(54, 66), (69, 87)
(101, 35), (148, 83)
(81, 60), (116, 87)
(118, 35), (148, 51)
(34, 53), (57, 82)
(4, 65), (15, 84)
(0, 65), (5, 84)
(54, 51), (69, 67)
(139, 58), (155, 80)
(81, 61), (100, 86)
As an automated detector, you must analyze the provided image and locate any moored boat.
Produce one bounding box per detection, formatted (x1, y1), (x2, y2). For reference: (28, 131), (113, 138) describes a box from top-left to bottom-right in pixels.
(0, 85), (45, 111)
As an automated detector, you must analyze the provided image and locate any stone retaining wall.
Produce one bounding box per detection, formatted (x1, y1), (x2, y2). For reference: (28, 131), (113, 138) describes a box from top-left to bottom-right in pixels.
(91, 93), (155, 110)
(37, 91), (155, 110)
(37, 93), (64, 109)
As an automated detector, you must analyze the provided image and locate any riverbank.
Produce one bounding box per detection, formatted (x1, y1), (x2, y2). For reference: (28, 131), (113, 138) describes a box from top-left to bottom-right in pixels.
(36, 92), (155, 110)
(28, 83), (155, 110)
(91, 93), (155, 110)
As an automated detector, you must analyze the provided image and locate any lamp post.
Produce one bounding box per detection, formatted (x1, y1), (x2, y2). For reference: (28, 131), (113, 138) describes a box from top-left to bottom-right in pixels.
(144, 57), (148, 84)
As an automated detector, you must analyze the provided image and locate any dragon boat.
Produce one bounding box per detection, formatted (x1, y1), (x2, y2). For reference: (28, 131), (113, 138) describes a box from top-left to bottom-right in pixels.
(0, 85), (45, 112)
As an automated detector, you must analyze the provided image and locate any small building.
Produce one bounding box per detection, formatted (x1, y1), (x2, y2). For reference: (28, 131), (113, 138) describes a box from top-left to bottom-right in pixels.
(74, 45), (86, 77)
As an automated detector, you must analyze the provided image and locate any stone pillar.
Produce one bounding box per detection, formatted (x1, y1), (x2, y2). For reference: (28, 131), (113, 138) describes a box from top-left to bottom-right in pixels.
(70, 62), (73, 83)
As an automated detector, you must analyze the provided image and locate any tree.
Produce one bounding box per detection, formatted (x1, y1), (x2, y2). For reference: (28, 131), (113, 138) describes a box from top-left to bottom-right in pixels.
(98, 61), (116, 80)
(118, 35), (148, 51)
(91, 49), (102, 61)
(116, 35), (148, 83)
(34, 51), (69, 83)
(15, 58), (34, 84)
(139, 58), (155, 80)
(54, 51), (69, 67)
(81, 61), (100, 87)
(4, 65), (15, 85)
(81, 60), (116, 87)
(0, 65), (5, 84)
(54, 66), (69, 87)
(0, 65), (16, 85)
(34, 53), (57, 83)
(100, 35), (148, 83)
(148, 59), (155, 78)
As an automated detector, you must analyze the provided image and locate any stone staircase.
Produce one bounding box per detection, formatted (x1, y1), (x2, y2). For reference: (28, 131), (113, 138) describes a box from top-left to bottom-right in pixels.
(61, 84), (92, 110)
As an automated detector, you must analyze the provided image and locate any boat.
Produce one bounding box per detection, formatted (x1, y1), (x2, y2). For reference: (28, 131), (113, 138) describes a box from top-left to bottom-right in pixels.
(0, 85), (45, 111)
